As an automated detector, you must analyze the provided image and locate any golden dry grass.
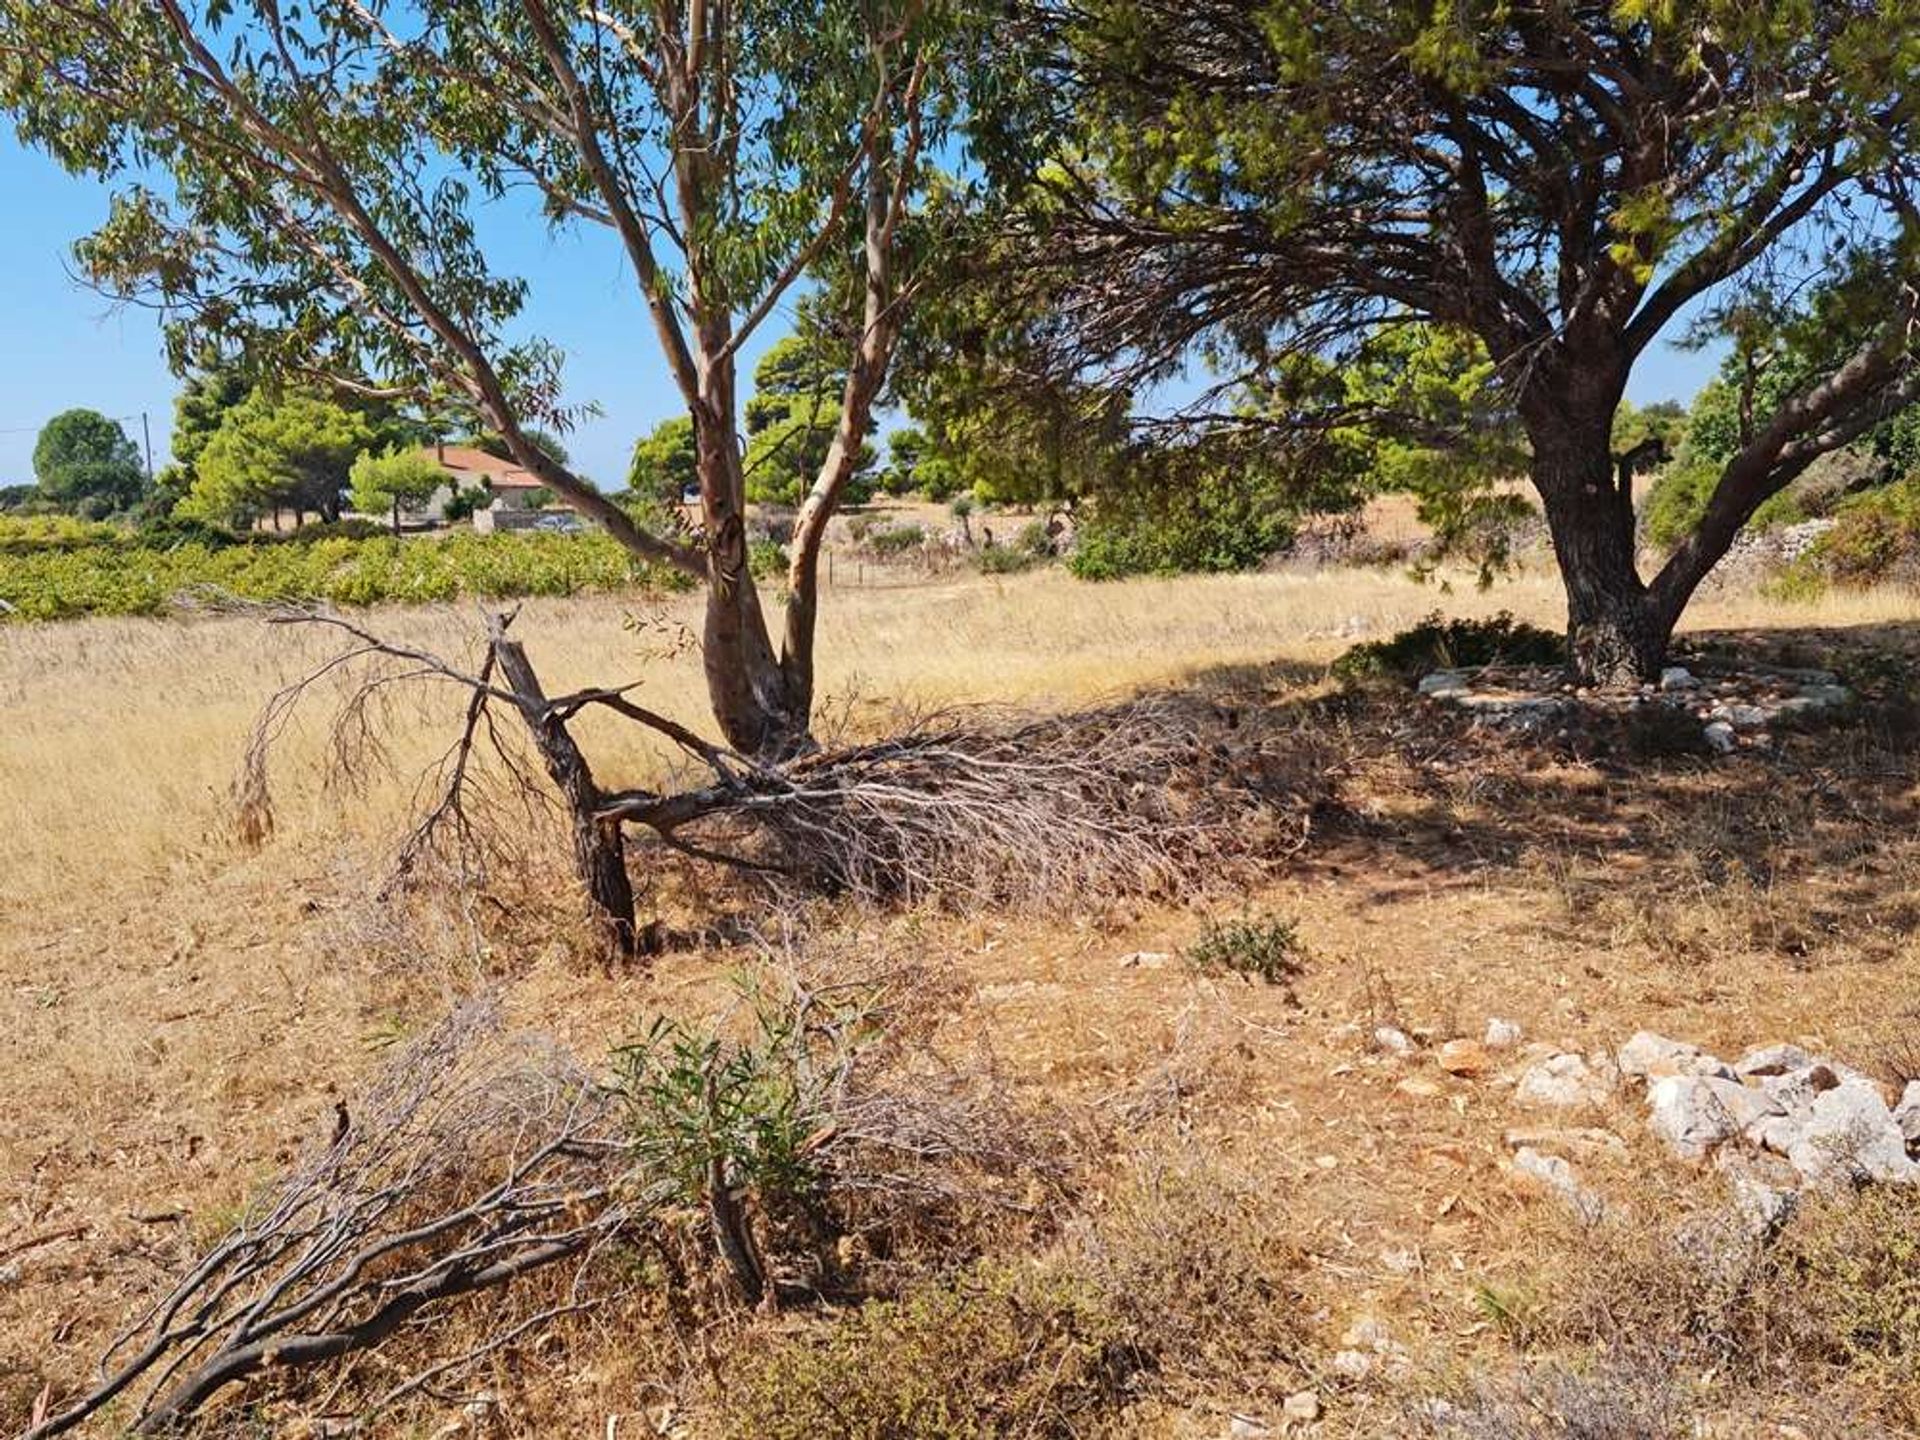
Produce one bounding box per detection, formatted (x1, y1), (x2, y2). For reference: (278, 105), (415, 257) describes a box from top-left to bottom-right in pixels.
(2, 561), (1919, 1436)
(7, 562), (1916, 913)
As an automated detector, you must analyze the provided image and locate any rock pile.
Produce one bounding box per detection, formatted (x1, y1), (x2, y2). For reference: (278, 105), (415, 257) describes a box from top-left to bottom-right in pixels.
(1418, 660), (1854, 751)
(1617, 1030), (1920, 1186)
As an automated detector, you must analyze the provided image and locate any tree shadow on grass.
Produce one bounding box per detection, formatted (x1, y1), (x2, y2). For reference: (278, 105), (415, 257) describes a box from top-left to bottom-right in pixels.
(1151, 620), (1920, 969)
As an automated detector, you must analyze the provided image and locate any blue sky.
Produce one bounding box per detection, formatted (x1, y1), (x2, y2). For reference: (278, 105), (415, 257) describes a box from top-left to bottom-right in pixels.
(0, 134), (766, 489)
(0, 132), (1722, 488)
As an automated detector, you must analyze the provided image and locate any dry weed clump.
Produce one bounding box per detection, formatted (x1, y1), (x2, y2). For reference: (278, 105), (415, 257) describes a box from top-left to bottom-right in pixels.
(1479, 1177), (1920, 1435)
(1414, 1357), (1693, 1440)
(712, 1157), (1306, 1439)
(21, 1001), (642, 1439)
(237, 602), (1326, 955)
(17, 956), (1065, 1437)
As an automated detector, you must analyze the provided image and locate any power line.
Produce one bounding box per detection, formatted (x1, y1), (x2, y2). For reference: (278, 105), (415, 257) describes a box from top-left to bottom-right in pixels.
(0, 414), (149, 437)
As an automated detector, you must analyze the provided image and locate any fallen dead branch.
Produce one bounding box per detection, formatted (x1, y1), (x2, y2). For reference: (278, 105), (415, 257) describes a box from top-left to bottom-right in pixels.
(22, 1002), (652, 1439)
(26, 965), (1061, 1436)
(237, 606), (1304, 953)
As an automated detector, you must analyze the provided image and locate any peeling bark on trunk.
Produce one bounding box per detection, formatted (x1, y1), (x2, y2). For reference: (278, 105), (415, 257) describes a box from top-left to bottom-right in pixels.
(488, 622), (639, 959)
(690, 384), (811, 761)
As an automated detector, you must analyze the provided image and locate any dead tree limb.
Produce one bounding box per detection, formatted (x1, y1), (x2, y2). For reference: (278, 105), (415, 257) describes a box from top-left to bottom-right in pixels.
(22, 1003), (657, 1440)
(484, 611), (640, 959)
(239, 607), (1297, 952)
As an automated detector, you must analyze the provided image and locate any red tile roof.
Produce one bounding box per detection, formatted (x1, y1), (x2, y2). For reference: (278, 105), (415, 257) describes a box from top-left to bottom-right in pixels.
(419, 444), (546, 489)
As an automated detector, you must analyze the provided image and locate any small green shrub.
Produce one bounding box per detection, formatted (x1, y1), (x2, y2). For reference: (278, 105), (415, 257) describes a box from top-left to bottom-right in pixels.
(611, 1008), (819, 1220)
(1786, 473), (1920, 591)
(1770, 1184), (1920, 1378)
(976, 527), (1052, 574)
(1535, 1175), (1920, 1428)
(1332, 610), (1565, 685)
(976, 543), (1035, 574)
(1186, 913), (1306, 986)
(863, 521), (927, 557)
(748, 536), (789, 581)
(723, 1160), (1304, 1439)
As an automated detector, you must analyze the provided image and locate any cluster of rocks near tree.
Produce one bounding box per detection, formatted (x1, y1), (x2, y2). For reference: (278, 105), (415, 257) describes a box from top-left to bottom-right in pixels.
(1418, 661), (1856, 754)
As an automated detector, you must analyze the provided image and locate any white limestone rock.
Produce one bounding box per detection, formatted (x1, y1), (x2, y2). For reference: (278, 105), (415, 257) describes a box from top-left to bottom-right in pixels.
(1484, 1016), (1524, 1049)
(1733, 1043), (1816, 1078)
(1645, 1075), (1779, 1161)
(1783, 1082), (1920, 1185)
(1619, 1031), (1732, 1081)
(1892, 1079), (1920, 1148)
(1515, 1052), (1618, 1110)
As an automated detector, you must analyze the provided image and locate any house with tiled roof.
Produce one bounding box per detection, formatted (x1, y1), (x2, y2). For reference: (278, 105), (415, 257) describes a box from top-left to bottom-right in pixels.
(390, 444), (562, 531)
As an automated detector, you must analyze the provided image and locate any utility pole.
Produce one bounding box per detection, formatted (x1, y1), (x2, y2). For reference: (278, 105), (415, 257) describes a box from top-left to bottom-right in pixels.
(140, 411), (155, 486)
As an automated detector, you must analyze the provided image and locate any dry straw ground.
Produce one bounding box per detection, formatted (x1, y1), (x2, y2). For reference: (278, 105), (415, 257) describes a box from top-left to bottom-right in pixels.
(3, 560), (1918, 1437)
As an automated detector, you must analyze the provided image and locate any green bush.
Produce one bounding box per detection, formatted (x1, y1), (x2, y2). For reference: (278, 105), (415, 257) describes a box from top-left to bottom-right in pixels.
(1332, 610), (1565, 685)
(1640, 455), (1721, 549)
(1785, 473), (1920, 591)
(724, 1264), (1131, 1440)
(863, 521), (927, 557)
(1186, 913), (1306, 986)
(748, 536), (789, 581)
(1069, 468), (1293, 579)
(723, 1160), (1305, 1439)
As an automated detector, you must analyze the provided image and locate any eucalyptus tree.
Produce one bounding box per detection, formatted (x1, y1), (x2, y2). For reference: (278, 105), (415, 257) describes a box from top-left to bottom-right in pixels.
(1030, 0), (1920, 682)
(0, 0), (1005, 754)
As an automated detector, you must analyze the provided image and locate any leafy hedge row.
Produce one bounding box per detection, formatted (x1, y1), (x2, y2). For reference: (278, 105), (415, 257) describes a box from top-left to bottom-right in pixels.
(0, 525), (692, 620)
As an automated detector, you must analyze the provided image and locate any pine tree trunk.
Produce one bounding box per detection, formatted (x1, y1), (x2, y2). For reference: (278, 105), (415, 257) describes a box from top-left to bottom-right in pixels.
(1530, 434), (1672, 686)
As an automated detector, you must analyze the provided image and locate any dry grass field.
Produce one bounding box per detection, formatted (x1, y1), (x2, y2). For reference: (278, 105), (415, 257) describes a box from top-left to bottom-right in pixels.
(3, 561), (1919, 1437)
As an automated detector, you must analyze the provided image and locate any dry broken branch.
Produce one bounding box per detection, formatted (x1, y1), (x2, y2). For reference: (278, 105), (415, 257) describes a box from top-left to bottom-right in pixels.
(23, 1002), (656, 1439)
(238, 607), (1303, 954)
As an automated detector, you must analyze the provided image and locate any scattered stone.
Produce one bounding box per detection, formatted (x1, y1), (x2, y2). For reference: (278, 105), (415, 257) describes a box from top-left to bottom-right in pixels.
(1340, 1316), (1396, 1351)
(1733, 1043), (1816, 1078)
(1512, 1146), (1604, 1221)
(1418, 659), (1858, 746)
(1380, 1247), (1420, 1274)
(1417, 670), (1471, 697)
(1515, 1051), (1617, 1109)
(1117, 950), (1172, 969)
(1396, 1077), (1443, 1099)
(1373, 1025), (1415, 1056)
(1282, 1390), (1321, 1424)
(1502, 1125), (1629, 1160)
(1753, 1068), (1822, 1120)
(1484, 1017), (1524, 1049)
(1438, 1039), (1490, 1076)
(1799, 683), (1852, 707)
(1894, 1080), (1920, 1146)
(1619, 1031), (1732, 1081)
(1228, 1416), (1272, 1439)
(1330, 1350), (1375, 1381)
(1784, 1082), (1920, 1185)
(1722, 1161), (1800, 1237)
